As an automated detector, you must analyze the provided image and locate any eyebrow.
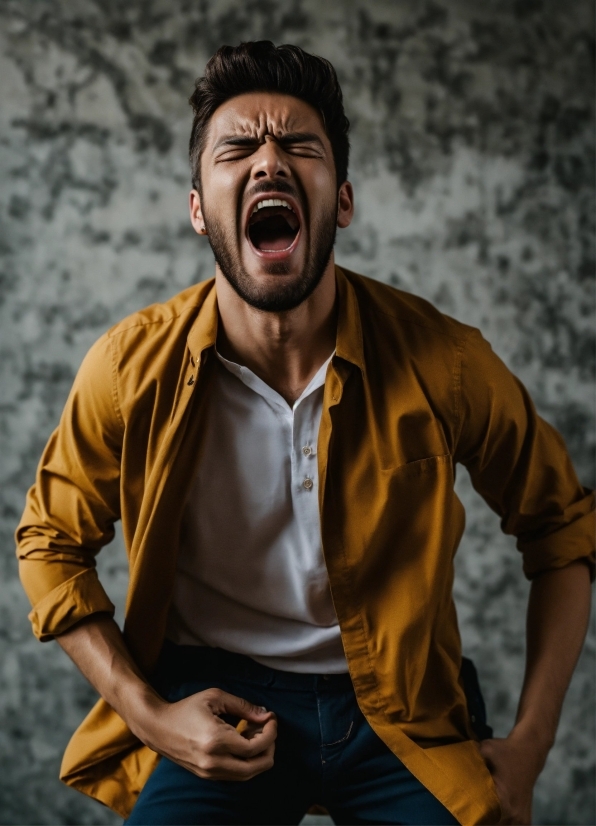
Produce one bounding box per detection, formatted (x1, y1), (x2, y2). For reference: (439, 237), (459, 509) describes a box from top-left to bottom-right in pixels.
(213, 132), (325, 151)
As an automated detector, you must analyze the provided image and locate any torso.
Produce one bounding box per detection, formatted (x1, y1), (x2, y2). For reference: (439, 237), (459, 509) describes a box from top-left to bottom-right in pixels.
(165, 349), (348, 673)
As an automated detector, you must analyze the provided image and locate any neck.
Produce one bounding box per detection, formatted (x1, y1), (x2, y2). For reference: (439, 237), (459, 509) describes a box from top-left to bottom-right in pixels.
(215, 258), (337, 406)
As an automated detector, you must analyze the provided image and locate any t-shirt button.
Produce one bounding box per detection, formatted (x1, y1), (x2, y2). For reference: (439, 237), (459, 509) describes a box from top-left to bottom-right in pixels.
(303, 477), (314, 490)
(302, 445), (312, 456)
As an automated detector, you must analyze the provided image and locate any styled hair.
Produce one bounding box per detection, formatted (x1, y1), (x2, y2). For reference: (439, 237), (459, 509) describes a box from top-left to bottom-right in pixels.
(188, 41), (350, 188)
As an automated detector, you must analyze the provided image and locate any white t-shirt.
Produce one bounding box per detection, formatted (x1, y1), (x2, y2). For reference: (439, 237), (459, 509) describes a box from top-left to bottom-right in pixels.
(165, 349), (348, 673)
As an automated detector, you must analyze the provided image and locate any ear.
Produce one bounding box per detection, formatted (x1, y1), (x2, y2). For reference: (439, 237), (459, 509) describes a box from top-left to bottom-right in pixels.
(189, 189), (208, 235)
(337, 181), (354, 229)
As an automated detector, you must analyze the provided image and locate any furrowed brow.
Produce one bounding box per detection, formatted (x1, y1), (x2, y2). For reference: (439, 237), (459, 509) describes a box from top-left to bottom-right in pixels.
(213, 132), (325, 151)
(213, 135), (262, 150)
(276, 132), (324, 146)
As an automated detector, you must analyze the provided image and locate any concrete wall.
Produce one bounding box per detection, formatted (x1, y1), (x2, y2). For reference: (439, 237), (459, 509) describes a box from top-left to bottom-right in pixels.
(0, 1), (593, 823)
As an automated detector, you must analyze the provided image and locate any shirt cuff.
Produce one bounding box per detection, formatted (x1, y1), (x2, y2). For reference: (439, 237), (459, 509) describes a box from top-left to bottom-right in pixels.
(28, 567), (116, 641)
(518, 501), (596, 581)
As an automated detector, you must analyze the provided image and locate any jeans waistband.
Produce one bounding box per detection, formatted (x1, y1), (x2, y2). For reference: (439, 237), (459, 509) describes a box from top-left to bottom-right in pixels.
(152, 640), (354, 693)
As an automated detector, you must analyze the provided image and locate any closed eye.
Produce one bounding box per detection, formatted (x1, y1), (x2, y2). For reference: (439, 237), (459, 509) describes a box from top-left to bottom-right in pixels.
(277, 133), (325, 157)
(215, 138), (262, 161)
(279, 142), (324, 158)
(214, 133), (325, 162)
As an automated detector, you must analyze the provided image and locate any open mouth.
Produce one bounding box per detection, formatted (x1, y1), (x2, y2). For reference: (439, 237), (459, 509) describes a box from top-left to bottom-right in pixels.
(247, 198), (301, 253)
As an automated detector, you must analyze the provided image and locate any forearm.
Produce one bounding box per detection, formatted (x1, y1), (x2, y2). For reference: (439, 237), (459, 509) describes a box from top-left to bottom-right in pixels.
(55, 613), (163, 740)
(513, 560), (592, 755)
(478, 561), (592, 823)
(55, 613), (277, 780)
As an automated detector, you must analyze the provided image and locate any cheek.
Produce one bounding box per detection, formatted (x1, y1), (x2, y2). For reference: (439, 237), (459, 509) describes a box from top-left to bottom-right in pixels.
(202, 168), (245, 225)
(309, 162), (335, 191)
(301, 164), (337, 217)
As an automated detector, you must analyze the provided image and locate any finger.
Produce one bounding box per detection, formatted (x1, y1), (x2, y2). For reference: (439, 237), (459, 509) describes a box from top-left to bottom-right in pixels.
(236, 716), (275, 737)
(478, 741), (496, 770)
(193, 743), (275, 782)
(237, 717), (278, 752)
(203, 689), (273, 723)
(224, 717), (278, 758)
(238, 719), (267, 739)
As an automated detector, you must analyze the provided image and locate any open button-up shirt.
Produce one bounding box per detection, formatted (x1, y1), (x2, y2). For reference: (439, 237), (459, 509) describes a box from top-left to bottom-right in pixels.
(16, 267), (595, 825)
(166, 349), (348, 673)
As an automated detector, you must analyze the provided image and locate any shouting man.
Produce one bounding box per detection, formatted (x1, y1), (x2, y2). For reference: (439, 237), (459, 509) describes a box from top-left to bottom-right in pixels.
(16, 42), (594, 826)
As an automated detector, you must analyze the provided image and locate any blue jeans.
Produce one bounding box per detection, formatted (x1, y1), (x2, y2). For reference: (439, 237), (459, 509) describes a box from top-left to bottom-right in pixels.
(126, 644), (459, 825)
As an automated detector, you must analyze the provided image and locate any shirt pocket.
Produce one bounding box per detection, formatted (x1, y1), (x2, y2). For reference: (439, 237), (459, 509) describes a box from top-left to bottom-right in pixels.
(381, 453), (453, 477)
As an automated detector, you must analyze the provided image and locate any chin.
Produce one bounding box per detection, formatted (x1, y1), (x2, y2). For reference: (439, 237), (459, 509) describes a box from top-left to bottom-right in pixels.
(247, 259), (298, 278)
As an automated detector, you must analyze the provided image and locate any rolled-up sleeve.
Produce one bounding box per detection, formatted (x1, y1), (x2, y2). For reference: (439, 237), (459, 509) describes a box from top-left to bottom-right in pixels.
(454, 329), (595, 580)
(16, 333), (123, 640)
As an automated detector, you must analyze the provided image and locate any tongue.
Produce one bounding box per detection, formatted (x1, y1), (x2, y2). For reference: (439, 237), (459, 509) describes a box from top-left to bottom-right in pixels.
(250, 214), (297, 251)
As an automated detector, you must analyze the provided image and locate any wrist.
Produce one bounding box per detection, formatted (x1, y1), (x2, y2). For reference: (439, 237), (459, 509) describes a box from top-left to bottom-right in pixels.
(109, 668), (167, 745)
(125, 684), (168, 745)
(509, 717), (553, 765)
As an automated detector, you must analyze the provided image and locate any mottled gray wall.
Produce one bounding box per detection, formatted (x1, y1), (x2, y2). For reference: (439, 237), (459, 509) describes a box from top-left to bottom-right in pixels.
(0, 1), (594, 824)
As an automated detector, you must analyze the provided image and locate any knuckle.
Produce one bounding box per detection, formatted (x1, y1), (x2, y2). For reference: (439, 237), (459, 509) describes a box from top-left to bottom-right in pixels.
(202, 687), (222, 702)
(200, 734), (219, 754)
(198, 755), (216, 773)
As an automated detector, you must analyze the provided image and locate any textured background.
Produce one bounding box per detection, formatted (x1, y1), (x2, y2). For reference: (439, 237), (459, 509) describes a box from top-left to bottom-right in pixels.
(0, 1), (594, 823)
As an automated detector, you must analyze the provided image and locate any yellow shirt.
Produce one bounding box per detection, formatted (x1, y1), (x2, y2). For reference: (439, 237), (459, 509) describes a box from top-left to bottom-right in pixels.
(16, 267), (595, 824)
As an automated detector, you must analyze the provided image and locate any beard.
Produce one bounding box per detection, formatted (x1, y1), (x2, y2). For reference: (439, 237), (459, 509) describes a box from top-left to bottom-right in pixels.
(202, 195), (338, 313)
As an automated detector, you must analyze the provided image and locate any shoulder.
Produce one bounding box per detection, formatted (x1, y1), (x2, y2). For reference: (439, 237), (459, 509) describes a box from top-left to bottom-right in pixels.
(105, 280), (213, 342)
(97, 279), (215, 373)
(75, 280), (215, 414)
(340, 267), (477, 352)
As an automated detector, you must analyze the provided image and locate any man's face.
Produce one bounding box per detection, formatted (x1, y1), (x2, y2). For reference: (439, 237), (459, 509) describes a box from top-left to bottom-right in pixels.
(190, 92), (353, 312)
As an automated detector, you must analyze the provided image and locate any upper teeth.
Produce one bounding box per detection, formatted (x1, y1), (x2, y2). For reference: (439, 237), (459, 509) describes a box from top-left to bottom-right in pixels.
(251, 198), (294, 215)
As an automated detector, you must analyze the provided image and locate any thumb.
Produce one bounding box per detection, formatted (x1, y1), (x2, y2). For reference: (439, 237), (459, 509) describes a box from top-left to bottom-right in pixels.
(211, 690), (273, 722)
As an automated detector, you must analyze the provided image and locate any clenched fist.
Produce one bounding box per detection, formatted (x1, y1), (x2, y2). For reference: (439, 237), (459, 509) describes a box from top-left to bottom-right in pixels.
(137, 687), (278, 781)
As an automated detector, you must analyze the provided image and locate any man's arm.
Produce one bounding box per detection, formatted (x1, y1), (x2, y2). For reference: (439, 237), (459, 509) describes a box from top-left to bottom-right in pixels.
(452, 330), (595, 822)
(56, 614), (277, 781)
(479, 560), (592, 825)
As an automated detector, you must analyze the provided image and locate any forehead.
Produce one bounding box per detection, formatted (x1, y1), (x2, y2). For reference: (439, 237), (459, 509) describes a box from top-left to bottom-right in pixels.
(206, 92), (326, 143)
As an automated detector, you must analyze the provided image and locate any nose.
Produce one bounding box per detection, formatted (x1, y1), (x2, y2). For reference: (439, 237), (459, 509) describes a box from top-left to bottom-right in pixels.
(251, 137), (290, 181)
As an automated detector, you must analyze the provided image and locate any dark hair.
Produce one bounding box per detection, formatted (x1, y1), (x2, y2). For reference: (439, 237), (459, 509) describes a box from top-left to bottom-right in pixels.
(188, 41), (350, 188)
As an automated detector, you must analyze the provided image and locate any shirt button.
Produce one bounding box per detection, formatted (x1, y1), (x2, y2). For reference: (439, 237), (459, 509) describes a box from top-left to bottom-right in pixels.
(303, 477), (313, 491)
(302, 445), (312, 456)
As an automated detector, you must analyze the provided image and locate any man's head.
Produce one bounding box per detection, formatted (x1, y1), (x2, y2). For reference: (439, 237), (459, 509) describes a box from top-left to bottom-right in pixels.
(188, 42), (354, 313)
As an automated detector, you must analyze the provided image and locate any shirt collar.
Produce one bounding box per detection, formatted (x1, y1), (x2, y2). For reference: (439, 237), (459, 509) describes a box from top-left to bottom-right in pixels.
(215, 346), (334, 410)
(185, 266), (366, 376)
(186, 280), (218, 363)
(334, 265), (366, 376)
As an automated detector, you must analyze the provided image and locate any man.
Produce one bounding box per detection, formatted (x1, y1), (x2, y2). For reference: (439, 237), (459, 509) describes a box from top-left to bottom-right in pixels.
(16, 41), (593, 826)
